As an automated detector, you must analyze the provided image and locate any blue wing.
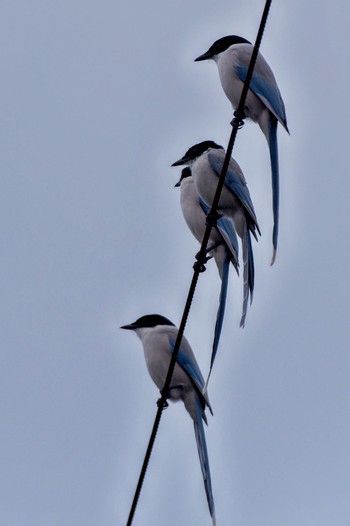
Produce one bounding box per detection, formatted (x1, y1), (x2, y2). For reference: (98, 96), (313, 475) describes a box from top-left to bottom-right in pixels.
(216, 215), (239, 267)
(198, 196), (210, 215)
(168, 335), (205, 394)
(207, 152), (259, 231)
(198, 196), (239, 265)
(234, 64), (288, 130)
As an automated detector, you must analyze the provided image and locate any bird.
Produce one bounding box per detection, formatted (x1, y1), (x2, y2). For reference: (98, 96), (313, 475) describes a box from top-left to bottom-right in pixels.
(172, 140), (260, 330)
(121, 313), (216, 525)
(195, 35), (289, 264)
(175, 166), (239, 385)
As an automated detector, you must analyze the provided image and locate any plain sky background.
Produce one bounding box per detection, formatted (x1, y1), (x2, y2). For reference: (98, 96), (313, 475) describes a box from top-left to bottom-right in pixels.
(1, 1), (349, 525)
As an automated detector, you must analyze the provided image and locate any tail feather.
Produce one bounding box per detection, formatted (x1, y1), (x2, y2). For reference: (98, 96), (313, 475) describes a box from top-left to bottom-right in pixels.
(205, 253), (230, 390)
(268, 116), (279, 265)
(194, 398), (216, 526)
(247, 230), (255, 302)
(240, 229), (255, 328)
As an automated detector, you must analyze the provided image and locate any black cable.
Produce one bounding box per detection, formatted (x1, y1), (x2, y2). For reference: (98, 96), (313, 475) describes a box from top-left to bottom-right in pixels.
(125, 1), (272, 524)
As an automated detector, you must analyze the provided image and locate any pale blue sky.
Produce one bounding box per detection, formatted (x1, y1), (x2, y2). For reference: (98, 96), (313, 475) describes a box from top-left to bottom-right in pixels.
(0, 1), (349, 525)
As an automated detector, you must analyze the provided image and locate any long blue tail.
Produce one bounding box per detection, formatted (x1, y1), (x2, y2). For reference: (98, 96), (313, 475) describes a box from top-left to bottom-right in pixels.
(247, 230), (255, 301)
(240, 229), (255, 328)
(205, 253), (230, 389)
(268, 116), (279, 265)
(193, 397), (216, 525)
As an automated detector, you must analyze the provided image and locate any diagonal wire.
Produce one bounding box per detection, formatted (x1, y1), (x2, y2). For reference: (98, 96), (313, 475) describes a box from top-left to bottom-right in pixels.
(125, 1), (272, 524)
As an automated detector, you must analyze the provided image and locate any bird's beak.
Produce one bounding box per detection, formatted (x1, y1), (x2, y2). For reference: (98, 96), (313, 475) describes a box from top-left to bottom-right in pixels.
(120, 323), (136, 330)
(171, 156), (188, 167)
(194, 50), (213, 62)
(174, 179), (181, 187)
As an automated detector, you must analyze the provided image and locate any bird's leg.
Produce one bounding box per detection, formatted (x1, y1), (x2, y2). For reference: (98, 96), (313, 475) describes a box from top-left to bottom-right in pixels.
(207, 241), (220, 252)
(157, 384), (185, 408)
(194, 241), (218, 268)
(169, 383), (185, 392)
(195, 249), (213, 264)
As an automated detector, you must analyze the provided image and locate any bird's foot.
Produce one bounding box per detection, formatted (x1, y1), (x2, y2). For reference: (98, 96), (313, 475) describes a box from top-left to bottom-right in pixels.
(157, 397), (169, 409)
(193, 260), (207, 273)
(231, 109), (246, 129)
(195, 250), (212, 264)
(157, 388), (170, 408)
(157, 384), (184, 408)
(169, 383), (184, 392)
(193, 250), (211, 273)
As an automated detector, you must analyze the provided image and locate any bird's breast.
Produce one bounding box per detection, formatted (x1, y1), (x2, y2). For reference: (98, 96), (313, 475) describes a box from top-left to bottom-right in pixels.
(141, 331), (193, 396)
(216, 50), (244, 109)
(180, 184), (207, 244)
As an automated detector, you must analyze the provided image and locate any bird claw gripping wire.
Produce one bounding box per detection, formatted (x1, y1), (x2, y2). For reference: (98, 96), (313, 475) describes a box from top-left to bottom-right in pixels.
(195, 250), (213, 264)
(231, 109), (246, 129)
(157, 384), (185, 408)
(193, 254), (207, 273)
(157, 391), (169, 409)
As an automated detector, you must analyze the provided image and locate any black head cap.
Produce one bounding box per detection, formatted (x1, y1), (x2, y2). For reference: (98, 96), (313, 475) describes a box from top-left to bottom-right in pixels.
(175, 167), (192, 187)
(195, 35), (251, 61)
(172, 140), (223, 166)
(121, 314), (175, 330)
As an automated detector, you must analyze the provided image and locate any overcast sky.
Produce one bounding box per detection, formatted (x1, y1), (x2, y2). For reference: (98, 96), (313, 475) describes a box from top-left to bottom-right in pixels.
(1, 1), (349, 525)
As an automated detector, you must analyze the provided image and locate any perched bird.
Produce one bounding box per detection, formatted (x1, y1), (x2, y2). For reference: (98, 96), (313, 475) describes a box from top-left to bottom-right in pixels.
(172, 140), (260, 330)
(121, 314), (216, 525)
(195, 35), (289, 264)
(175, 166), (239, 383)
